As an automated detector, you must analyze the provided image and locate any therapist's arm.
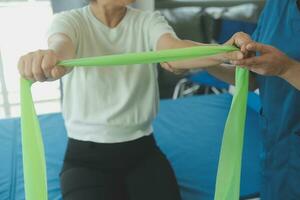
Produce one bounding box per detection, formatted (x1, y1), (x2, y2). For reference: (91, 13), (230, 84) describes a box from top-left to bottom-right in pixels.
(232, 42), (300, 91)
(281, 62), (300, 90)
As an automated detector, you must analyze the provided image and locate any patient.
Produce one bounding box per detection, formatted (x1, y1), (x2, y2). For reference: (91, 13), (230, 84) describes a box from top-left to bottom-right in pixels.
(17, 0), (244, 199)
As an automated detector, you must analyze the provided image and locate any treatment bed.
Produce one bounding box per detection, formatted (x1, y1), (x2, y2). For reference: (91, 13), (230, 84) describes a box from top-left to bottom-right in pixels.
(0, 93), (261, 200)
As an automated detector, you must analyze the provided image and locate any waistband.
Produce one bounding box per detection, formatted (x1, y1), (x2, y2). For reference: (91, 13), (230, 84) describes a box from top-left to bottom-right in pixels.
(63, 134), (158, 170)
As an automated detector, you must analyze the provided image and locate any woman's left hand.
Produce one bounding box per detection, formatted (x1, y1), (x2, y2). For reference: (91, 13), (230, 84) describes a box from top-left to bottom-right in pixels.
(231, 42), (298, 78)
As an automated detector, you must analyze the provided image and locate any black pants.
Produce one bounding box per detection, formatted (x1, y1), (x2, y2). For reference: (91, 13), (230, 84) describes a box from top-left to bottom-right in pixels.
(60, 135), (181, 200)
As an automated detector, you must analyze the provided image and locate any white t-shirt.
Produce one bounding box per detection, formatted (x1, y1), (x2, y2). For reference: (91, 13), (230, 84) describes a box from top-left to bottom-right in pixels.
(47, 6), (176, 143)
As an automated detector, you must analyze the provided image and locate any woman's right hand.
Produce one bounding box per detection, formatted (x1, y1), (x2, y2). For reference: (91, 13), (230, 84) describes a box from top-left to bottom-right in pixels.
(18, 49), (69, 82)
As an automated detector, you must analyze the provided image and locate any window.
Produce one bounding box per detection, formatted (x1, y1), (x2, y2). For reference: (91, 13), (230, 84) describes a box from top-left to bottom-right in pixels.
(0, 0), (61, 119)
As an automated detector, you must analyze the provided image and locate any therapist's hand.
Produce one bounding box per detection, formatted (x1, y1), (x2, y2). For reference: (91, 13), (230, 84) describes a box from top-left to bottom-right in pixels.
(231, 42), (298, 77)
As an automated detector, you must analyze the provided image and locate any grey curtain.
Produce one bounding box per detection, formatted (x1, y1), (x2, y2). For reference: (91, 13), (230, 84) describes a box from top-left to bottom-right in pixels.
(50, 0), (88, 13)
(50, 0), (154, 13)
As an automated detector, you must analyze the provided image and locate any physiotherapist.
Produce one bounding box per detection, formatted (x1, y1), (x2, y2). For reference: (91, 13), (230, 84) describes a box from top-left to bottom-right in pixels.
(163, 0), (300, 199)
(232, 0), (300, 199)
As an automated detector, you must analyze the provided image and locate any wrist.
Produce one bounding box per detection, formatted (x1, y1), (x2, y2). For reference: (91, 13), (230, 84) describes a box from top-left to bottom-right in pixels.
(280, 59), (300, 80)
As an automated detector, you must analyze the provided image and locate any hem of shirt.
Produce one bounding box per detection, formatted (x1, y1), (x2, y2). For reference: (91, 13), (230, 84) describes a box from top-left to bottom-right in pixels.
(65, 124), (153, 143)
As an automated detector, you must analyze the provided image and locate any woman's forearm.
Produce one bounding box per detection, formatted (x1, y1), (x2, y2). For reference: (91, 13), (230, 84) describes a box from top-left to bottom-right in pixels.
(157, 35), (227, 69)
(206, 65), (258, 91)
(157, 34), (243, 70)
(167, 41), (225, 69)
(206, 65), (236, 85)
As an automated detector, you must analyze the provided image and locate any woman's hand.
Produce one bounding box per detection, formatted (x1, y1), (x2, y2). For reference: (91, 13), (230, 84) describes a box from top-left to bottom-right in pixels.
(224, 31), (254, 59)
(201, 32), (254, 65)
(18, 49), (68, 82)
(225, 32), (252, 48)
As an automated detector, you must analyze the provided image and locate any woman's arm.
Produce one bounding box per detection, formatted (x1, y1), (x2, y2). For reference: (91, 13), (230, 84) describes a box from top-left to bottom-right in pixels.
(18, 33), (75, 82)
(157, 32), (258, 90)
(156, 33), (244, 69)
(205, 65), (258, 90)
(48, 33), (76, 63)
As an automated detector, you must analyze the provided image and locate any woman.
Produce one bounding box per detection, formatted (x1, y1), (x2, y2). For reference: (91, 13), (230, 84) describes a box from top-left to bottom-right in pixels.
(18, 0), (244, 199)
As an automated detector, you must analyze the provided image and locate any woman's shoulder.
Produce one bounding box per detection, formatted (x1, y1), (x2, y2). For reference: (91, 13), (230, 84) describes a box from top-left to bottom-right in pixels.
(52, 6), (88, 22)
(127, 7), (165, 25)
(128, 7), (163, 18)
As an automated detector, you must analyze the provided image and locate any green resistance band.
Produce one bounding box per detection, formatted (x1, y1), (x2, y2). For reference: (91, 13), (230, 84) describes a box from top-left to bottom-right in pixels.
(20, 45), (248, 200)
(214, 67), (249, 200)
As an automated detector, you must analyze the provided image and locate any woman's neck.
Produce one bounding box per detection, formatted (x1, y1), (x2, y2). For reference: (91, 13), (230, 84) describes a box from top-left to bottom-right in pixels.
(89, 2), (127, 28)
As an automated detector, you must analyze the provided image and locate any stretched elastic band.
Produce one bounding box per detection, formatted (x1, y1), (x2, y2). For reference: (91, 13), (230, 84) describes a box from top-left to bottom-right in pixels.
(20, 45), (248, 200)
